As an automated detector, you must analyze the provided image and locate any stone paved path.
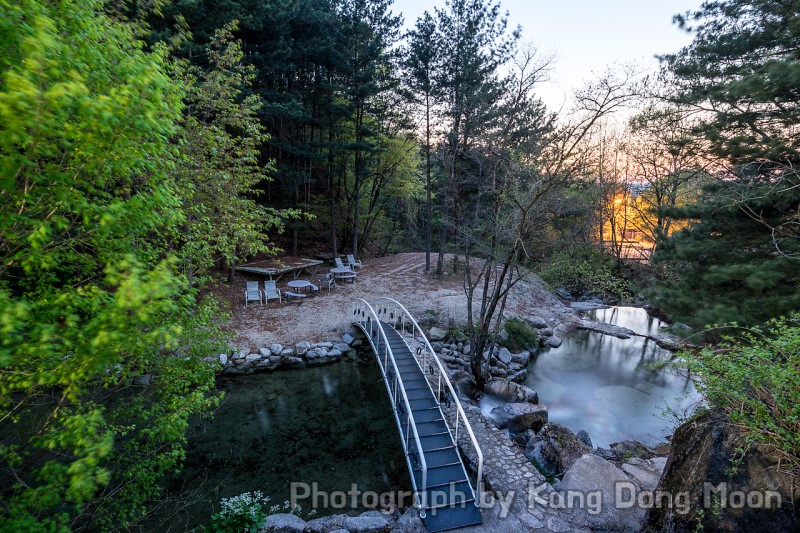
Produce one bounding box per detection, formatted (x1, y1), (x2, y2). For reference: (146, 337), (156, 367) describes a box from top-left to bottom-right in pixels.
(442, 405), (592, 533)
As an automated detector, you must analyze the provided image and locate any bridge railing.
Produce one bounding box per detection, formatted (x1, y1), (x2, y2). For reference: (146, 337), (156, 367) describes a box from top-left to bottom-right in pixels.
(376, 297), (483, 506)
(352, 299), (428, 509)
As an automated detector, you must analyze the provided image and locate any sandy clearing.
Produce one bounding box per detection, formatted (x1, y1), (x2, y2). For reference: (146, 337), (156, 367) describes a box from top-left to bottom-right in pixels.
(210, 252), (580, 351)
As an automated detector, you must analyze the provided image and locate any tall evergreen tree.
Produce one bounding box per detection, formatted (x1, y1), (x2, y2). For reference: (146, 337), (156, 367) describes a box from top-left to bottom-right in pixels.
(653, 0), (800, 326)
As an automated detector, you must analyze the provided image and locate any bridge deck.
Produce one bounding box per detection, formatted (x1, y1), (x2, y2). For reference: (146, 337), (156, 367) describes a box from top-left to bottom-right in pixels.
(355, 320), (482, 532)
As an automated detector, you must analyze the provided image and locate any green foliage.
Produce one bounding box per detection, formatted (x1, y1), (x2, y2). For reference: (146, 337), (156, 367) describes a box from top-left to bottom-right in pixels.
(503, 318), (538, 352)
(651, 179), (800, 328)
(684, 315), (800, 475)
(538, 249), (631, 300)
(0, 3), (253, 530)
(171, 22), (296, 277)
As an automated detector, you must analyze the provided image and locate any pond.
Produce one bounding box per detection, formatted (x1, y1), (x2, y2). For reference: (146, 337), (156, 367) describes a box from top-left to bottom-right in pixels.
(146, 358), (411, 531)
(520, 306), (699, 448)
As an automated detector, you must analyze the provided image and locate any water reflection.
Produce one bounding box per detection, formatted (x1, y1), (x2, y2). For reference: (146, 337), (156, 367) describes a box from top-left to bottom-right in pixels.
(522, 307), (698, 448)
(147, 360), (410, 531)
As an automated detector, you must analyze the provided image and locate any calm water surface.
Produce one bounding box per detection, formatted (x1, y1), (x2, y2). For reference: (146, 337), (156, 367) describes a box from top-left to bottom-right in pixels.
(149, 358), (410, 531)
(520, 307), (699, 448)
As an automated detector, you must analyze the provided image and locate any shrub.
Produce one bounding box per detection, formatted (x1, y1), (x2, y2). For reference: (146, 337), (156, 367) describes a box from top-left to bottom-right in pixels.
(504, 318), (539, 352)
(207, 492), (308, 533)
(538, 249), (631, 299)
(684, 315), (800, 475)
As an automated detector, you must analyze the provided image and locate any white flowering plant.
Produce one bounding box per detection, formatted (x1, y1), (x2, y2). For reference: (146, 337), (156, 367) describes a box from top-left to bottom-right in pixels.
(207, 491), (313, 532)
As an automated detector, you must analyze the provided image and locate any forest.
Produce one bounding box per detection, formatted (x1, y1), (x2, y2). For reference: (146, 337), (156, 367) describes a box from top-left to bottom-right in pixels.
(1, 0), (799, 530)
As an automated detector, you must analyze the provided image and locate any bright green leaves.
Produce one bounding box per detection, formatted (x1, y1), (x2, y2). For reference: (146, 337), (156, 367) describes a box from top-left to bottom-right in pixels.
(686, 315), (800, 474)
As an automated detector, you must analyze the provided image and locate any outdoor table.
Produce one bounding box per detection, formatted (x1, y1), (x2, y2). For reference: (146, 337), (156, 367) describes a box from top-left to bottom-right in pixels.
(287, 279), (313, 293)
(330, 267), (356, 283)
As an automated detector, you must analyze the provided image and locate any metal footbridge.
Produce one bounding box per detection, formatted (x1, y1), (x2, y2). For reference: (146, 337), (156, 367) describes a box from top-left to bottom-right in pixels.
(352, 298), (484, 532)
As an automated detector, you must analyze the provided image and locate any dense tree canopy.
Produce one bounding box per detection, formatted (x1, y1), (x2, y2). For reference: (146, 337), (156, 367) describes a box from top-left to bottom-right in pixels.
(652, 0), (800, 327)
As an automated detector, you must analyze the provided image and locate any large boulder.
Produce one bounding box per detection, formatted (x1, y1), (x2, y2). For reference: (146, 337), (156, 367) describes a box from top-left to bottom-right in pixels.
(489, 402), (548, 433)
(510, 350), (530, 366)
(557, 454), (646, 532)
(448, 370), (477, 400)
(525, 423), (593, 477)
(484, 378), (538, 404)
(647, 410), (800, 532)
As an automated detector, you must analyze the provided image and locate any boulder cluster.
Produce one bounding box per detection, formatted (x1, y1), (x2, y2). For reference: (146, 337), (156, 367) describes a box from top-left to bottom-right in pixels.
(206, 333), (364, 375)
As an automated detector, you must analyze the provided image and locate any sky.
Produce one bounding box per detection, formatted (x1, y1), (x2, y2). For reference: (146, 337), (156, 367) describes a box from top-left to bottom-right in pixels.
(391, 0), (703, 110)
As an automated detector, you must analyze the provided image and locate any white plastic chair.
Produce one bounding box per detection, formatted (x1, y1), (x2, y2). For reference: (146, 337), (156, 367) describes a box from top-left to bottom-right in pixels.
(263, 280), (282, 305)
(244, 281), (263, 306)
(334, 256), (346, 269)
(346, 254), (363, 270)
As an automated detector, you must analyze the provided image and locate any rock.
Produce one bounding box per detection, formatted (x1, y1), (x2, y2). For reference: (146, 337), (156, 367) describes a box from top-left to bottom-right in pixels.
(133, 374), (153, 386)
(258, 347), (271, 357)
(237, 348), (249, 359)
(342, 333), (355, 345)
(269, 343), (283, 355)
(245, 353), (261, 363)
(294, 341), (310, 356)
(493, 359), (507, 371)
(570, 301), (609, 311)
(333, 343), (350, 353)
(542, 335), (562, 348)
(305, 348), (321, 359)
(537, 327), (554, 337)
(525, 423), (593, 477)
(428, 327), (447, 341)
(255, 359), (279, 372)
(280, 348), (295, 357)
(576, 429), (593, 448)
(484, 378), (538, 404)
(489, 402), (548, 433)
(507, 368), (528, 383)
(579, 320), (635, 339)
(394, 507), (424, 533)
(497, 347), (513, 365)
(304, 514), (347, 533)
(527, 316), (549, 328)
(647, 410), (800, 533)
(610, 439), (655, 460)
(431, 341), (444, 352)
(222, 366), (246, 376)
(621, 461), (661, 490)
(316, 341), (334, 349)
(342, 515), (392, 533)
(269, 355), (281, 364)
(449, 371), (477, 399)
(261, 513), (306, 532)
(280, 356), (305, 369)
(462, 343), (471, 354)
(510, 350), (530, 366)
(558, 454), (646, 532)
(219, 353), (229, 365)
(350, 338), (363, 348)
(555, 288), (573, 300)
(326, 349), (342, 357)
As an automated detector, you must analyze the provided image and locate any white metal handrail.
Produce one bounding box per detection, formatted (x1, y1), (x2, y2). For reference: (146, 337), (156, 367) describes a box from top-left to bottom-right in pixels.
(376, 297), (484, 507)
(352, 299), (429, 511)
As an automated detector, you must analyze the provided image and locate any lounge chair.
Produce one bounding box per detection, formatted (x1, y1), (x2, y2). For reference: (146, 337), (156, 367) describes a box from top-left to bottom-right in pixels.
(334, 256), (346, 269)
(263, 280), (282, 305)
(244, 281), (263, 307)
(346, 254), (363, 270)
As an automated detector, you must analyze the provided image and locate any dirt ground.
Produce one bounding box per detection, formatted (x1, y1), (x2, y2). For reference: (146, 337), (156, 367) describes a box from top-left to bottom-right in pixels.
(211, 252), (581, 351)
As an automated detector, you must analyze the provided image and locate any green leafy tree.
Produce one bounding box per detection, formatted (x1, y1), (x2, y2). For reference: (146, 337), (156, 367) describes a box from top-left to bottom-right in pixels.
(0, 2), (224, 530)
(171, 22), (294, 281)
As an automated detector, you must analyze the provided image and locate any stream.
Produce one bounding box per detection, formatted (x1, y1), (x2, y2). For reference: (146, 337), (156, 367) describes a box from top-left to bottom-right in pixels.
(508, 306), (698, 448)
